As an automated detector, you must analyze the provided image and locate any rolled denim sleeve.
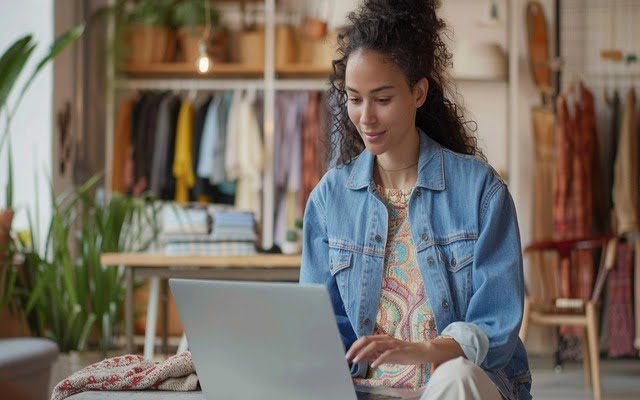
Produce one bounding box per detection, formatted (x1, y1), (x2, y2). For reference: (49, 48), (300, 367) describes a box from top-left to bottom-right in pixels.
(299, 186), (362, 376)
(441, 321), (490, 365)
(462, 182), (524, 370)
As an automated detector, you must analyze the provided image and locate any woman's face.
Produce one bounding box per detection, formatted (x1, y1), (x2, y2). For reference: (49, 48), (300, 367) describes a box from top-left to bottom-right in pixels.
(345, 49), (428, 158)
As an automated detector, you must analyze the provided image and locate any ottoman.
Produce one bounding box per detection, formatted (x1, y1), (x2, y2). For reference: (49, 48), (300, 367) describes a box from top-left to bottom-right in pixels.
(0, 338), (59, 400)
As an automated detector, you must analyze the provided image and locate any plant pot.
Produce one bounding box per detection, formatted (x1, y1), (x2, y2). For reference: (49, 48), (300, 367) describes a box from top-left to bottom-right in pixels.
(0, 209), (13, 279)
(239, 28), (265, 67)
(124, 25), (177, 65)
(276, 24), (297, 67)
(177, 26), (229, 63)
(305, 18), (328, 40)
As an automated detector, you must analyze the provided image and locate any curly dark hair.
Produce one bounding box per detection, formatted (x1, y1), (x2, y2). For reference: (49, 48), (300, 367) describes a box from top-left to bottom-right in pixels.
(328, 0), (484, 166)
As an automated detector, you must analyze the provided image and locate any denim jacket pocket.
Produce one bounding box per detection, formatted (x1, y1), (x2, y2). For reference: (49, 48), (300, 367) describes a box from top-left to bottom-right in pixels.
(329, 248), (353, 310)
(439, 239), (475, 318)
(440, 239), (474, 273)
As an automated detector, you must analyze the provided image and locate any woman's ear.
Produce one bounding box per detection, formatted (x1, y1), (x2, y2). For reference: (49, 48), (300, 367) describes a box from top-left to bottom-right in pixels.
(414, 78), (429, 108)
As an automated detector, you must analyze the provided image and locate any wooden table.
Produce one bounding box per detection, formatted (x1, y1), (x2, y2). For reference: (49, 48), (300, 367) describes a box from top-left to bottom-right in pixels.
(100, 253), (301, 359)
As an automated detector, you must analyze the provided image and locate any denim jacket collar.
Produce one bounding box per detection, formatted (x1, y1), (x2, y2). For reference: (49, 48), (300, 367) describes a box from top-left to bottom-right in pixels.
(345, 128), (446, 191)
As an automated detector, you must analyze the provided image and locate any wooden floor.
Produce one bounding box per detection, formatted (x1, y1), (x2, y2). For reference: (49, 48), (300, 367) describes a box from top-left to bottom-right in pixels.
(530, 356), (640, 400)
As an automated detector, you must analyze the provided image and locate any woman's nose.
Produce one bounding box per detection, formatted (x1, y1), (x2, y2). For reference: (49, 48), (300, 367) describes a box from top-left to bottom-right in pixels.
(360, 103), (377, 125)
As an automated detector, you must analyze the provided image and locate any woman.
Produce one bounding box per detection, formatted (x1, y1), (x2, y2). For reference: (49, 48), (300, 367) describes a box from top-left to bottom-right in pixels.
(299, 1), (531, 399)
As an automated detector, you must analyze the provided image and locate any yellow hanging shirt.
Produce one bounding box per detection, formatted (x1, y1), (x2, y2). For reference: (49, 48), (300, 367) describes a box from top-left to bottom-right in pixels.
(172, 101), (195, 203)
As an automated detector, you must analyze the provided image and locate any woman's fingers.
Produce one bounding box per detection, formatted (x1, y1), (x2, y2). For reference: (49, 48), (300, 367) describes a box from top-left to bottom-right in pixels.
(346, 335), (393, 362)
(371, 347), (399, 368)
(345, 335), (394, 362)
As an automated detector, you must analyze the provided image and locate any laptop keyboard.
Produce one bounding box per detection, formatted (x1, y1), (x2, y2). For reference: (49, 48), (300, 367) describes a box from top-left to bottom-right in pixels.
(355, 391), (402, 400)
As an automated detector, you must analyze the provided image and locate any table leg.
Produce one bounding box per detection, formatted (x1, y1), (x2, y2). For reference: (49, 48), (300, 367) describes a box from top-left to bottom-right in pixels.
(162, 279), (169, 356)
(144, 276), (160, 360)
(125, 266), (134, 354)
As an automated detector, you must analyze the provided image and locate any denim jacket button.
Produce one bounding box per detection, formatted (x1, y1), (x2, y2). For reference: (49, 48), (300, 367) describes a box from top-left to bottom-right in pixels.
(451, 257), (457, 267)
(421, 232), (429, 241)
(363, 318), (371, 326)
(442, 300), (449, 309)
(374, 234), (382, 242)
(416, 189), (422, 197)
(427, 257), (435, 266)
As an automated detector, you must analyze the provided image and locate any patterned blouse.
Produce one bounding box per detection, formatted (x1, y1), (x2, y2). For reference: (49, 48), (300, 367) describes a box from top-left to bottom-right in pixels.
(355, 185), (438, 389)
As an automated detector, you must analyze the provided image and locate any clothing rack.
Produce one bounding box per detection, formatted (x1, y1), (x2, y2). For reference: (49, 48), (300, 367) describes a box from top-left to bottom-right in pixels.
(556, 0), (640, 355)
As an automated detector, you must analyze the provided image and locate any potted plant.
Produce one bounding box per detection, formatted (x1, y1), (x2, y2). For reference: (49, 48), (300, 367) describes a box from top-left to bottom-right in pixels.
(11, 175), (161, 353)
(173, 0), (228, 63)
(98, 0), (177, 66)
(125, 0), (177, 64)
(0, 24), (84, 307)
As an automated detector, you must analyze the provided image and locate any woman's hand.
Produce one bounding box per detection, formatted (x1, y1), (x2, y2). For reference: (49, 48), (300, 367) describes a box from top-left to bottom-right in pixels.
(345, 334), (465, 370)
(345, 335), (430, 369)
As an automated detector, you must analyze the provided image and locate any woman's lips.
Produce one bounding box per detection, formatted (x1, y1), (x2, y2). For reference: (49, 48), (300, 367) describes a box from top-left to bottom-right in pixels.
(364, 131), (386, 142)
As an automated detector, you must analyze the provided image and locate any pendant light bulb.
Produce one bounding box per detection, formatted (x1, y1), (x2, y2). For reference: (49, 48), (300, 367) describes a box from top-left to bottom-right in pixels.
(196, 40), (211, 74)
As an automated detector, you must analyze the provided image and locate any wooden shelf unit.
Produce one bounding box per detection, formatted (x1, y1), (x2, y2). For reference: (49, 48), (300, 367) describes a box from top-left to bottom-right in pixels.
(121, 62), (331, 79)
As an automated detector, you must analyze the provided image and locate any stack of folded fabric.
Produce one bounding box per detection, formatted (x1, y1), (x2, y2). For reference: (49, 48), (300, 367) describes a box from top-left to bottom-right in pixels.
(161, 205), (256, 256)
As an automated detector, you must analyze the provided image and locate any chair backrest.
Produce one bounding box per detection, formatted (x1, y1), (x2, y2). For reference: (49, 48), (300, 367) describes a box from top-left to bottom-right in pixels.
(524, 236), (617, 306)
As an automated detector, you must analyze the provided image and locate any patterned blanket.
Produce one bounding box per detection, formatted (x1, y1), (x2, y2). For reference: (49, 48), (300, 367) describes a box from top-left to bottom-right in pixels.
(52, 351), (198, 400)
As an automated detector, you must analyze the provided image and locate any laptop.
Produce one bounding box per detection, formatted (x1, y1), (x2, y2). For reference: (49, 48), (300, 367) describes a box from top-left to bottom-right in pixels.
(169, 279), (425, 400)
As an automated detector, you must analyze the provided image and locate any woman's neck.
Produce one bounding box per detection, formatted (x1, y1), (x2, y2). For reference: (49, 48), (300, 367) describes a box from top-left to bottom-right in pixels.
(374, 158), (419, 190)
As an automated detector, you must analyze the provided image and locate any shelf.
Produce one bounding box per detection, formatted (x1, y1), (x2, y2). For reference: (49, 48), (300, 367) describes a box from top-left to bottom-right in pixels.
(276, 64), (332, 78)
(121, 62), (264, 78)
(121, 62), (333, 79)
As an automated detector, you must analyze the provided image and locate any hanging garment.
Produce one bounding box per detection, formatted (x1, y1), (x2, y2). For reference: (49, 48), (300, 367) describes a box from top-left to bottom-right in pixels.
(228, 89), (263, 219)
(111, 97), (135, 194)
(124, 94), (148, 194)
(150, 94), (181, 197)
(157, 97), (182, 201)
(133, 92), (165, 197)
(274, 92), (306, 247)
(528, 107), (557, 352)
(611, 89), (640, 349)
(190, 95), (213, 202)
(552, 87), (599, 357)
(301, 92), (322, 216)
(172, 101), (196, 203)
(225, 90), (243, 182)
(607, 240), (638, 357)
(597, 90), (622, 235)
(197, 94), (222, 180)
(612, 87), (638, 235)
(210, 91), (233, 186)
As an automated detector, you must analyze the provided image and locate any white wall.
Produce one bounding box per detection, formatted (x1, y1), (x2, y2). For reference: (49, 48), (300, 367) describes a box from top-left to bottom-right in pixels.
(0, 1), (54, 243)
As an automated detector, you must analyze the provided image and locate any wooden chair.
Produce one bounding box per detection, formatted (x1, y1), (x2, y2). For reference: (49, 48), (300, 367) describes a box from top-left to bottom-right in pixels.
(519, 236), (617, 400)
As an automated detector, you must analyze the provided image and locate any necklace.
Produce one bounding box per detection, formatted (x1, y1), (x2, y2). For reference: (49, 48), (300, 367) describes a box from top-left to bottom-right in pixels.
(377, 160), (419, 172)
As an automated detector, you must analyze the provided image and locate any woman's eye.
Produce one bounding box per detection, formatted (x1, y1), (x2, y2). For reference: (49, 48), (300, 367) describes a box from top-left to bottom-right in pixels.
(349, 98), (362, 104)
(376, 98), (390, 104)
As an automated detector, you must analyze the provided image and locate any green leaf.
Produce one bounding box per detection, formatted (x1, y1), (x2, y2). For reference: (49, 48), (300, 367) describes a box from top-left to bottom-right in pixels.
(0, 35), (34, 110)
(0, 37), (35, 153)
(9, 24), (84, 127)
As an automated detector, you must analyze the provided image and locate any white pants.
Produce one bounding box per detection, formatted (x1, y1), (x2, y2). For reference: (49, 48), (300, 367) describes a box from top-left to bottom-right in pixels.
(421, 357), (504, 400)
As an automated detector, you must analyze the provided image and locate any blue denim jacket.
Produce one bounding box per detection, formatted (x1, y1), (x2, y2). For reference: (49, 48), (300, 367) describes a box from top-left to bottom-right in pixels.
(300, 130), (532, 400)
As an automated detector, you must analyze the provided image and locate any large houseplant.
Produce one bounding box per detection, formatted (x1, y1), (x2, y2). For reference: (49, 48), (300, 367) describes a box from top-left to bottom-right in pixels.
(0, 24), (85, 306)
(10, 175), (161, 352)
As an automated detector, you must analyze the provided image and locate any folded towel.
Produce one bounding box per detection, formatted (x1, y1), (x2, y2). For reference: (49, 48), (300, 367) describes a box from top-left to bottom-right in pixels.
(52, 352), (198, 400)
